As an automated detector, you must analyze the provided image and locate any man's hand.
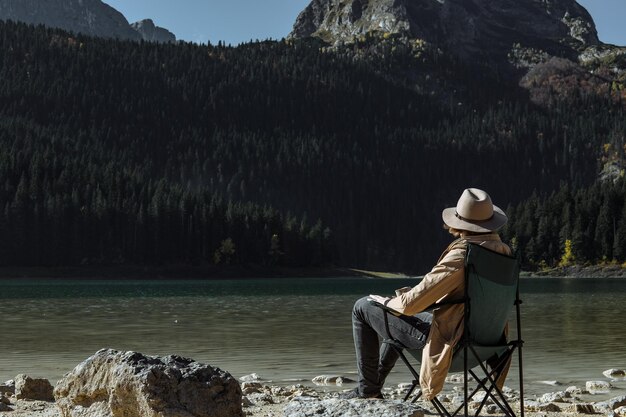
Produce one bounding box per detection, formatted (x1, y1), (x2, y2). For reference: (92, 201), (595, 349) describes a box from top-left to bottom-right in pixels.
(368, 294), (391, 305)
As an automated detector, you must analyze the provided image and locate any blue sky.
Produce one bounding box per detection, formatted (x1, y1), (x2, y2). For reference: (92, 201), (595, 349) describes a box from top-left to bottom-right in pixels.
(105, 0), (625, 46)
(105, 0), (311, 45)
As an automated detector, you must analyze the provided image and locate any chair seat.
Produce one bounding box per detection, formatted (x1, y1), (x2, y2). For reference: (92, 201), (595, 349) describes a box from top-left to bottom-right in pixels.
(403, 343), (508, 373)
(449, 344), (508, 373)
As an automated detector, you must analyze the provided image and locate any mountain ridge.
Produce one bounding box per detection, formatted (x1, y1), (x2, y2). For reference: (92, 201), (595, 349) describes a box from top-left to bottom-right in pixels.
(0, 0), (175, 42)
(290, 0), (603, 66)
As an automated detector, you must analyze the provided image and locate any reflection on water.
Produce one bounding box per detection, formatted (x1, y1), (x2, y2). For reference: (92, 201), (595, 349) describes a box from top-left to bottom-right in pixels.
(1, 278), (625, 398)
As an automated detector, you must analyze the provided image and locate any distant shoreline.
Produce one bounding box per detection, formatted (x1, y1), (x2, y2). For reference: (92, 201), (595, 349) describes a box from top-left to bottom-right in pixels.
(0, 265), (411, 280)
(0, 263), (624, 280)
(521, 264), (626, 278)
(0, 265), (352, 280)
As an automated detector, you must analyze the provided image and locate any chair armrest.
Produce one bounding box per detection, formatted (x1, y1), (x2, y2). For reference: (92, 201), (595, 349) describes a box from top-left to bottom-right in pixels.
(368, 299), (403, 317)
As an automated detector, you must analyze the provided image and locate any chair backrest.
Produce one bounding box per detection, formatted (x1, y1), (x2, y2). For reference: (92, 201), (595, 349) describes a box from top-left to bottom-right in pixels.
(464, 243), (520, 346)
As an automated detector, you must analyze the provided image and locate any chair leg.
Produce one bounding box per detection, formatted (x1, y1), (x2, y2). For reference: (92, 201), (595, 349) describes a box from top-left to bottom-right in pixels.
(451, 372), (487, 417)
(403, 382), (418, 402)
(432, 397), (453, 417)
(475, 368), (515, 417)
(470, 347), (516, 417)
(392, 346), (424, 403)
(518, 343), (525, 417)
(464, 344), (469, 417)
(468, 369), (509, 417)
(448, 367), (511, 417)
(410, 389), (423, 404)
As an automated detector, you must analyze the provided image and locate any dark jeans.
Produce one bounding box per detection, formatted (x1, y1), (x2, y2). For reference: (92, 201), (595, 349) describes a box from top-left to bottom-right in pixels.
(352, 296), (432, 396)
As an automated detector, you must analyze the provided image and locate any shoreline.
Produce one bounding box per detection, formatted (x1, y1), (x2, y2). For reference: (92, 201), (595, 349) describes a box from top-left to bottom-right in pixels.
(0, 265), (378, 280)
(0, 263), (625, 280)
(522, 264), (626, 278)
(2, 371), (625, 417)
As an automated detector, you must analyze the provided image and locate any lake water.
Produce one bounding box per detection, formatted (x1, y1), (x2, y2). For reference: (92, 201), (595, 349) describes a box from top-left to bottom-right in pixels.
(1, 277), (625, 399)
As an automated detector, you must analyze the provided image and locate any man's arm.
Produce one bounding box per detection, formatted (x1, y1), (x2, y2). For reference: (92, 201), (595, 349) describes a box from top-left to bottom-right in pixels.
(385, 248), (465, 316)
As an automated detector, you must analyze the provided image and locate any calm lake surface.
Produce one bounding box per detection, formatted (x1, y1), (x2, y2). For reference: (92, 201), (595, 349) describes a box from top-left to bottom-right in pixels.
(1, 277), (625, 398)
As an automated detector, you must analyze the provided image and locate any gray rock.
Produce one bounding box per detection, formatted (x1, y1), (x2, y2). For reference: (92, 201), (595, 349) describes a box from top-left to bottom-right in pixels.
(615, 405), (626, 416)
(0, 0), (175, 42)
(395, 382), (413, 394)
(284, 385), (319, 401)
(241, 381), (263, 395)
(594, 396), (626, 413)
(580, 45), (626, 65)
(445, 374), (464, 383)
(0, 401), (12, 411)
(604, 369), (626, 379)
(0, 381), (14, 395)
(54, 348), (242, 417)
(502, 386), (517, 396)
(270, 385), (292, 396)
(241, 383), (318, 408)
(14, 374), (54, 401)
(470, 391), (491, 404)
(538, 391), (570, 403)
(439, 394), (453, 403)
(284, 396), (425, 417)
(524, 400), (561, 412)
(130, 19), (176, 43)
(290, 0), (600, 64)
(565, 385), (586, 395)
(450, 395), (465, 405)
(562, 403), (595, 414)
(246, 392), (275, 406)
(537, 380), (562, 386)
(0, 0), (141, 40)
(241, 396), (254, 408)
(312, 375), (355, 386)
(239, 373), (262, 383)
(586, 380), (613, 394)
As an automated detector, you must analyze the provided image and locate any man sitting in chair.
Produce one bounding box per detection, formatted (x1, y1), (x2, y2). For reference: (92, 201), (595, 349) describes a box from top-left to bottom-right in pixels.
(342, 188), (511, 400)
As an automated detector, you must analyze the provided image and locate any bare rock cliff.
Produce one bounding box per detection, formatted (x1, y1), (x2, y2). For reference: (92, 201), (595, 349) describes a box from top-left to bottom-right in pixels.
(291, 0), (600, 62)
(131, 19), (176, 43)
(0, 0), (176, 42)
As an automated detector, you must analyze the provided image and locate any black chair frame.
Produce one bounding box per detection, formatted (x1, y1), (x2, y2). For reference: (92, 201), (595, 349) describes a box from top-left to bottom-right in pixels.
(376, 245), (525, 417)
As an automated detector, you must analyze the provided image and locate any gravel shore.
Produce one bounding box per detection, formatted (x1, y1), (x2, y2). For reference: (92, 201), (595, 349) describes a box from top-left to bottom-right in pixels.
(2, 373), (626, 417)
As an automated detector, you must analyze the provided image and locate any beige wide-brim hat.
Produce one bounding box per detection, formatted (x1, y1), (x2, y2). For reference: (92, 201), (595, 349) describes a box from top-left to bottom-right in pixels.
(442, 188), (508, 233)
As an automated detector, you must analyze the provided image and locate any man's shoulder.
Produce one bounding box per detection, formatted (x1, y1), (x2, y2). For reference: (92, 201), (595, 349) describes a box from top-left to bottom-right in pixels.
(441, 239), (468, 262)
(446, 235), (511, 258)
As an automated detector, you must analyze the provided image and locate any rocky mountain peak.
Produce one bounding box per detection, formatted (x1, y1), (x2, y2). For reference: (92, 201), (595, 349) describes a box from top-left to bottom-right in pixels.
(130, 19), (176, 43)
(291, 0), (600, 63)
(0, 0), (175, 43)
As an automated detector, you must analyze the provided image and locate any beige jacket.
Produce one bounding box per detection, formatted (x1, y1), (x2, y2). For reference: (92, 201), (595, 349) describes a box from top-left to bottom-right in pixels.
(386, 233), (511, 400)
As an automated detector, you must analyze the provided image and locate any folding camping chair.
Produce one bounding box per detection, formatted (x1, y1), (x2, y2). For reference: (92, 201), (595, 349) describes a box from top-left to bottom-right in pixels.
(375, 243), (524, 417)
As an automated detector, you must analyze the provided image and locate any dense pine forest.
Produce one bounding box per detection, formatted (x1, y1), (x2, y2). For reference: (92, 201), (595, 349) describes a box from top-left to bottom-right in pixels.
(0, 20), (625, 272)
(503, 178), (626, 269)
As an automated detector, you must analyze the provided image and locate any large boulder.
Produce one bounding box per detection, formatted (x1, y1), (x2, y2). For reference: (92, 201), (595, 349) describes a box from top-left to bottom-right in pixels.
(54, 349), (242, 417)
(14, 374), (54, 401)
